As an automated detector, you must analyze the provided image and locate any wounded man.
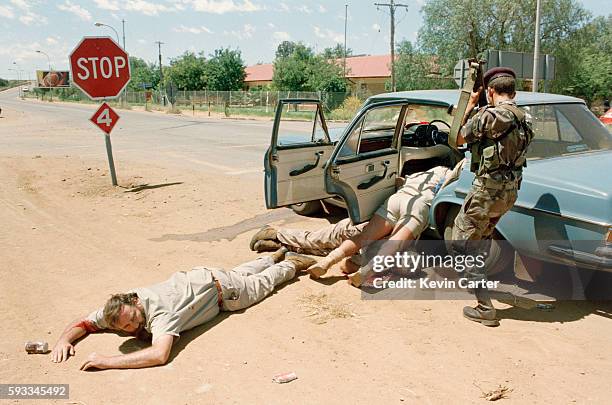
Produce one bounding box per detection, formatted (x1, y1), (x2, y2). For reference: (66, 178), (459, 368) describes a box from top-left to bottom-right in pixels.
(50, 250), (315, 370)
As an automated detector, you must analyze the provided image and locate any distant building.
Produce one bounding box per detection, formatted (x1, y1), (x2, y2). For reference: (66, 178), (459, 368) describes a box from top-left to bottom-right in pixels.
(244, 54), (392, 94)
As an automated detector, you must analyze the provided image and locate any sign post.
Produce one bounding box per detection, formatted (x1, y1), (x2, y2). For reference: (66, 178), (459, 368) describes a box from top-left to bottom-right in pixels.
(69, 36), (130, 186)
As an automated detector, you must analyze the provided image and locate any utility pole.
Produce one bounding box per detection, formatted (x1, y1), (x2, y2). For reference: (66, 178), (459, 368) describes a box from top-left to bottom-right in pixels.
(343, 4), (348, 78)
(155, 41), (165, 106)
(155, 41), (164, 82)
(374, 0), (408, 92)
(532, 0), (541, 92)
(122, 19), (126, 49)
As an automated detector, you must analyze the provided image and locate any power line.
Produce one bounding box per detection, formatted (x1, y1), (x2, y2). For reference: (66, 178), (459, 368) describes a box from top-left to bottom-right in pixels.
(374, 0), (409, 92)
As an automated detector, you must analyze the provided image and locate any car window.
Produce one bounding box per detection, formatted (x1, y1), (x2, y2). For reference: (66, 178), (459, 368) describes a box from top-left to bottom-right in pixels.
(337, 105), (403, 160)
(524, 103), (612, 159)
(276, 102), (329, 147)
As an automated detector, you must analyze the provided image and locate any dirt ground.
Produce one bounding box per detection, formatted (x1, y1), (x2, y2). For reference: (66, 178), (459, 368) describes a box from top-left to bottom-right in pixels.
(1, 107), (612, 404)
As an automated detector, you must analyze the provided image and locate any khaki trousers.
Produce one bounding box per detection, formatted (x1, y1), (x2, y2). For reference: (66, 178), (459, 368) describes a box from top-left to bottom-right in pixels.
(276, 218), (367, 256)
(215, 257), (295, 312)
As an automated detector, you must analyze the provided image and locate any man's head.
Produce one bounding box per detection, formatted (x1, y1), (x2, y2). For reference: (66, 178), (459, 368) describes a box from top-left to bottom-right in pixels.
(103, 293), (146, 334)
(483, 67), (516, 104)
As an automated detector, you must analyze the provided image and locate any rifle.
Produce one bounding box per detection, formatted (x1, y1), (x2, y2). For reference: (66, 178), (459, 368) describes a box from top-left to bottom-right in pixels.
(448, 58), (486, 149)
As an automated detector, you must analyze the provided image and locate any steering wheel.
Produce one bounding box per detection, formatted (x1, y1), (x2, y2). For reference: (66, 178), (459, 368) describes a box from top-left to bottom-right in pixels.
(428, 119), (451, 129)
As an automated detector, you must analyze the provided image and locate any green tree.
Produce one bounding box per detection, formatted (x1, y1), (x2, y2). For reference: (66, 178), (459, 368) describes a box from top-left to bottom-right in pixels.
(272, 42), (315, 91)
(206, 48), (246, 91)
(393, 40), (443, 91)
(555, 16), (612, 104)
(164, 51), (207, 90)
(272, 41), (347, 93)
(0, 77), (8, 88)
(418, 0), (590, 75)
(322, 43), (352, 59)
(128, 57), (160, 90)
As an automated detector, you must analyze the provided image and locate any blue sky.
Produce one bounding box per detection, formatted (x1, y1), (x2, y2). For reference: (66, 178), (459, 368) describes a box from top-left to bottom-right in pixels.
(0, 0), (609, 79)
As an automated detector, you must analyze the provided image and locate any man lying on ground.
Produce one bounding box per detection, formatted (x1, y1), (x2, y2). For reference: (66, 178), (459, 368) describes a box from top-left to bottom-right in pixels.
(51, 249), (315, 370)
(251, 160), (464, 287)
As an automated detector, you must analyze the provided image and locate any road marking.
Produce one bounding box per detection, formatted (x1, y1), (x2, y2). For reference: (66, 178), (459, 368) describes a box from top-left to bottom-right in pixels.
(220, 143), (267, 149)
(226, 168), (262, 175)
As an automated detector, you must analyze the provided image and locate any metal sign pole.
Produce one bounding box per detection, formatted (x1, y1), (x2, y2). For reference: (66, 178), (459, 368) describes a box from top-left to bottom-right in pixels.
(104, 133), (118, 186)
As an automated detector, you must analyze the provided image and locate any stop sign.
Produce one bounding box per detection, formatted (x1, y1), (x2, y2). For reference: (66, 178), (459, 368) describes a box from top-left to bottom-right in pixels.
(69, 37), (131, 100)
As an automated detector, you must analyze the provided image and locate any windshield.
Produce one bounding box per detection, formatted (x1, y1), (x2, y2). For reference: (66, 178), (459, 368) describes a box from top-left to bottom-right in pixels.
(523, 103), (612, 160)
(404, 104), (453, 129)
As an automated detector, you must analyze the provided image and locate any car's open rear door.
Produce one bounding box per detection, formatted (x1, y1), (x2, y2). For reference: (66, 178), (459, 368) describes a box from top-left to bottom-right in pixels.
(264, 99), (335, 208)
(325, 102), (406, 223)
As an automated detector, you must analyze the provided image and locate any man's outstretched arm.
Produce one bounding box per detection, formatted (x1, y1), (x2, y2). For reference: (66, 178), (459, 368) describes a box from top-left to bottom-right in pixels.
(51, 316), (99, 363)
(80, 334), (175, 371)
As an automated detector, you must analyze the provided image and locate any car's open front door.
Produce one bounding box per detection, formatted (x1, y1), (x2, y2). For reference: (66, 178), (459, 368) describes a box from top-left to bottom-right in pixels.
(265, 99), (335, 209)
(325, 102), (406, 223)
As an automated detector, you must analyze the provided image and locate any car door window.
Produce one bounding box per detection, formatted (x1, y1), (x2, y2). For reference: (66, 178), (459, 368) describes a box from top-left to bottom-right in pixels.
(337, 104), (403, 160)
(276, 101), (330, 148)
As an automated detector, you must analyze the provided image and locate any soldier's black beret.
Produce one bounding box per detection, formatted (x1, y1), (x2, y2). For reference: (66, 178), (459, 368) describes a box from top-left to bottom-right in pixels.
(483, 67), (516, 88)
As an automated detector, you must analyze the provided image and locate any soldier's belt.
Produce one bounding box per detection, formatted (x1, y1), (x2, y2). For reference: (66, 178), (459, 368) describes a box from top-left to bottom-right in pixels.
(473, 177), (518, 190)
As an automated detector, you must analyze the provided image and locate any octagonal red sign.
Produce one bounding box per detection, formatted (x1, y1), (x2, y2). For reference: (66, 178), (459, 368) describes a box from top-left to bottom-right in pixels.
(90, 102), (120, 134)
(70, 36), (131, 100)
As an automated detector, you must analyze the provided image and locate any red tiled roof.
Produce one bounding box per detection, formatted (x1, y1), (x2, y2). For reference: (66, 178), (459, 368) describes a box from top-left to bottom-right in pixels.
(344, 54), (391, 78)
(245, 63), (274, 82)
(244, 54), (392, 83)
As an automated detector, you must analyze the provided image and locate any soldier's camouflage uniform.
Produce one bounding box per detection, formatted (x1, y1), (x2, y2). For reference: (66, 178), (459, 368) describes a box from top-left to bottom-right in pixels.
(452, 100), (533, 281)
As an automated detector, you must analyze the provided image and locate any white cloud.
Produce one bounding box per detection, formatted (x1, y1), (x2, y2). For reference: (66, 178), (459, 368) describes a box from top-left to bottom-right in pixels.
(296, 5), (311, 14)
(272, 31), (290, 41)
(278, 2), (289, 12)
(9, 0), (30, 10)
(313, 26), (344, 43)
(0, 5), (15, 19)
(58, 1), (92, 21)
(318, 4), (326, 13)
(188, 0), (261, 14)
(46, 36), (58, 45)
(94, 0), (177, 15)
(94, 0), (120, 11)
(124, 0), (172, 15)
(8, 0), (47, 25)
(372, 23), (381, 31)
(137, 38), (146, 44)
(173, 24), (213, 34)
(267, 22), (274, 28)
(227, 23), (255, 39)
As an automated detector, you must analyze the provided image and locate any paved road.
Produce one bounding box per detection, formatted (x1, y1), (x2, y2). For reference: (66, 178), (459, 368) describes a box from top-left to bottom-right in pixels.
(0, 88), (281, 177)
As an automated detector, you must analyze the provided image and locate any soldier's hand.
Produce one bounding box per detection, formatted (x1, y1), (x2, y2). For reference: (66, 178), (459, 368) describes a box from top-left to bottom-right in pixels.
(468, 87), (483, 107)
(51, 340), (75, 363)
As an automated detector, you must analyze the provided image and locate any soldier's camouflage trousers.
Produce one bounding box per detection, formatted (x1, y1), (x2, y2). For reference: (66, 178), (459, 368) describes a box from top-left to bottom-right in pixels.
(276, 218), (367, 256)
(451, 177), (518, 281)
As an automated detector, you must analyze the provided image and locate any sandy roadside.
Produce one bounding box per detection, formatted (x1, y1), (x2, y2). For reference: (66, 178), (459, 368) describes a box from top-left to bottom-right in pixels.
(1, 152), (611, 405)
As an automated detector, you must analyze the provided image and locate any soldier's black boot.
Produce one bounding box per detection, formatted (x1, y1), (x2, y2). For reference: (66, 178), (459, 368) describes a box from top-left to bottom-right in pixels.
(463, 287), (499, 327)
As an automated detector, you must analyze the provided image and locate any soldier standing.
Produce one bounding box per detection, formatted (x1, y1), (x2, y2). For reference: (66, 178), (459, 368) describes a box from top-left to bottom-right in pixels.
(452, 67), (534, 327)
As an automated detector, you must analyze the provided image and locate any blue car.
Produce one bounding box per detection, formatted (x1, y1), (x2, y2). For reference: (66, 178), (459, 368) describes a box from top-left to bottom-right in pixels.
(264, 90), (612, 272)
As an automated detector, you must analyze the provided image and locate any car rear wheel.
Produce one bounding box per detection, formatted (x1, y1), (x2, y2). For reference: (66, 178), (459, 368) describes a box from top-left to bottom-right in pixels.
(443, 205), (513, 275)
(290, 200), (322, 216)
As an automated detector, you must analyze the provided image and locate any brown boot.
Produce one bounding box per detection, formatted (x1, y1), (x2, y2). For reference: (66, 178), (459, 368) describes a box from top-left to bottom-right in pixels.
(270, 247), (289, 263)
(284, 253), (317, 272)
(463, 304), (499, 327)
(254, 239), (282, 252)
(249, 225), (278, 251)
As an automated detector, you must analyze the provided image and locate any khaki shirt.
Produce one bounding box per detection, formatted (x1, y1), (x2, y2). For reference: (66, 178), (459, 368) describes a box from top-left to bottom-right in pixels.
(87, 267), (223, 342)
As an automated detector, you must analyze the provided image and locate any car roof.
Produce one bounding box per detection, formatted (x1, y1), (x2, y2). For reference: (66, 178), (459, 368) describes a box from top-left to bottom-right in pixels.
(366, 89), (585, 107)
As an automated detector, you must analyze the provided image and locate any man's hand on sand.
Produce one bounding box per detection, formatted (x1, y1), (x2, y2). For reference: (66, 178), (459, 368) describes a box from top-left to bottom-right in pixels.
(80, 352), (109, 371)
(51, 341), (75, 363)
